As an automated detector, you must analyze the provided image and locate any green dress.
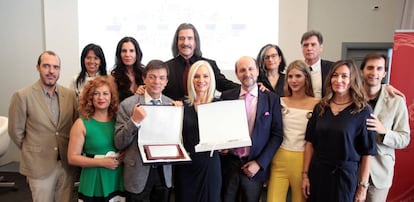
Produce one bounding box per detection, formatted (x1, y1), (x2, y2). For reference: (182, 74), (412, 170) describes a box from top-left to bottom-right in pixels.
(78, 117), (124, 201)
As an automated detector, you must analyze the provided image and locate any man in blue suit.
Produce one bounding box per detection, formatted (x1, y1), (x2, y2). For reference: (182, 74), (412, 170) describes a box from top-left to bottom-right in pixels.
(220, 56), (283, 202)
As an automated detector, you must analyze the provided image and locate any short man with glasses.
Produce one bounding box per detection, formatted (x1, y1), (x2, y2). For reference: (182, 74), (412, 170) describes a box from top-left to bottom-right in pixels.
(114, 59), (181, 202)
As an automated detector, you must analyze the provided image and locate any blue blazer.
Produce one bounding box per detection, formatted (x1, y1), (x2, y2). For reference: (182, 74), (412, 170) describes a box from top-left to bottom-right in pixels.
(220, 88), (284, 181)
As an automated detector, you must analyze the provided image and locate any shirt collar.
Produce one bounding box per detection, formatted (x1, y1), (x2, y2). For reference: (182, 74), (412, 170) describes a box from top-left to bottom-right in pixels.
(144, 90), (162, 104)
(41, 84), (58, 97)
(86, 71), (101, 77)
(240, 85), (258, 98)
(309, 59), (322, 72)
(178, 54), (198, 64)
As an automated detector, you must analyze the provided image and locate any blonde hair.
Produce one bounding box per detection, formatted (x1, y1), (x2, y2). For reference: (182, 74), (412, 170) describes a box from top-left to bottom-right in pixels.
(186, 60), (216, 105)
(283, 60), (314, 97)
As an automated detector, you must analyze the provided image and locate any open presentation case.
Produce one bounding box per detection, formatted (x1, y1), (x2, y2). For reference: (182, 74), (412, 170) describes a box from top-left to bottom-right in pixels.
(195, 100), (251, 153)
(137, 105), (191, 164)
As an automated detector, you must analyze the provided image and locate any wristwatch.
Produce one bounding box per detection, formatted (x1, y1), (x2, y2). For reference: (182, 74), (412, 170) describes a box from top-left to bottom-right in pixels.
(359, 181), (369, 188)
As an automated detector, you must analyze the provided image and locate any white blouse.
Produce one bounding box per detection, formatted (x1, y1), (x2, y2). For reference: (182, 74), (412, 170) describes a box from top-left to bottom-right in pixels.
(280, 99), (313, 152)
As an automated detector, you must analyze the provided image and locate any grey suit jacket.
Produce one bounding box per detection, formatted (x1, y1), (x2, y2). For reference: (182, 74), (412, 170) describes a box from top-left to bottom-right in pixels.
(8, 80), (78, 179)
(114, 94), (173, 194)
(370, 85), (410, 189)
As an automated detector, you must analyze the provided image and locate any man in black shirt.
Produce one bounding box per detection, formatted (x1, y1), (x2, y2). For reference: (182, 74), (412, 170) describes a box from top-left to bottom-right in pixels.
(164, 23), (239, 100)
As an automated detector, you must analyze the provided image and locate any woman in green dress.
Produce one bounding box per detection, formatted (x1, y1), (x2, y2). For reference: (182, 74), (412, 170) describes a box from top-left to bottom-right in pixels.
(68, 76), (125, 201)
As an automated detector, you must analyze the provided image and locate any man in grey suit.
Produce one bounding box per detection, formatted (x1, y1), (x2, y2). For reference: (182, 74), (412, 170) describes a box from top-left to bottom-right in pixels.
(301, 30), (334, 98)
(115, 59), (179, 202)
(360, 52), (410, 202)
(8, 51), (78, 202)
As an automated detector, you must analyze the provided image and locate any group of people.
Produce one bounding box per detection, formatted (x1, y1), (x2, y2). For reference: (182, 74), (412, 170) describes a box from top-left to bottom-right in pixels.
(7, 22), (410, 202)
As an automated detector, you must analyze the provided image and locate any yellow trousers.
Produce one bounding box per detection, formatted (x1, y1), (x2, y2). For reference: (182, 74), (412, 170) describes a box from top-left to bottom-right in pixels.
(267, 148), (305, 202)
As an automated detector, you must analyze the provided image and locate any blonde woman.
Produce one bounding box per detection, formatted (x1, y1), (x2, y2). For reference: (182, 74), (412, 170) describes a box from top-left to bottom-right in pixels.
(174, 60), (221, 202)
(267, 60), (318, 202)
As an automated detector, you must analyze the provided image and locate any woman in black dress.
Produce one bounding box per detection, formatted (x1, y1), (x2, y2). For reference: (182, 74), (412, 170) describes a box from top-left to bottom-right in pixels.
(302, 60), (377, 202)
(256, 44), (287, 96)
(174, 60), (221, 202)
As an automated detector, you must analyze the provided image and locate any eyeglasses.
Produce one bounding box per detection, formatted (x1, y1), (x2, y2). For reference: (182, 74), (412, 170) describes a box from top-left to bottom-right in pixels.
(264, 53), (279, 60)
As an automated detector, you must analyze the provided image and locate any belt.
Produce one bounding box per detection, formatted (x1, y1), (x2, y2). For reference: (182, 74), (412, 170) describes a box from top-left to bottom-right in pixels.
(84, 151), (118, 159)
(84, 153), (94, 158)
(313, 156), (358, 174)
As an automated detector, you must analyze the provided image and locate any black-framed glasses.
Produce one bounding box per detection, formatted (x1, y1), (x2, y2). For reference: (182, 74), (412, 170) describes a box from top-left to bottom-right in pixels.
(264, 53), (279, 60)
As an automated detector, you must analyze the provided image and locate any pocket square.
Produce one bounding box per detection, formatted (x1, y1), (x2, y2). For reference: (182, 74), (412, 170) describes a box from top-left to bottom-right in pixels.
(264, 112), (270, 116)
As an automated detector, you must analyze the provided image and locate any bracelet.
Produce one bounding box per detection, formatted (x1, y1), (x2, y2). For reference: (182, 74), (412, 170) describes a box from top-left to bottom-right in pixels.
(302, 171), (308, 174)
(359, 181), (369, 188)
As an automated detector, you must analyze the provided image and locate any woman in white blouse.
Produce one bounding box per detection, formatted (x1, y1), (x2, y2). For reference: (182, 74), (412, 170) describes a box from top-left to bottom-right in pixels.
(267, 60), (319, 202)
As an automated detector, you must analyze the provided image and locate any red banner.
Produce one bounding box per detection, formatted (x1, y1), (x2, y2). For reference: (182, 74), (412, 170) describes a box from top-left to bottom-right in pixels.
(387, 30), (414, 202)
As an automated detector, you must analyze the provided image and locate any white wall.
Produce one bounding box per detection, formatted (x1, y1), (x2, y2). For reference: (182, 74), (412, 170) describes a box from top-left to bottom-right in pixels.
(0, 0), (44, 116)
(43, 0), (79, 87)
(222, 0), (308, 82)
(308, 0), (403, 61)
(0, 0), (44, 164)
(0, 0), (79, 164)
(279, 0), (309, 63)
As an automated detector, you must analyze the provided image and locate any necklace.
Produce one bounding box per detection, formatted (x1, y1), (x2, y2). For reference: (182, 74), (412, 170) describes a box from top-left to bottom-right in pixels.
(331, 99), (352, 105)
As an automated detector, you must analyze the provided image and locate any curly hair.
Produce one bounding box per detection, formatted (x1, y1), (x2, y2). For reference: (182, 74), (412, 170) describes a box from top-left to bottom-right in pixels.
(318, 60), (368, 115)
(78, 76), (119, 119)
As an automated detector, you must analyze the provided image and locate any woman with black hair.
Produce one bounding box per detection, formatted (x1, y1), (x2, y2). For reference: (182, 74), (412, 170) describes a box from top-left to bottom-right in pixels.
(70, 43), (107, 99)
(111, 36), (145, 102)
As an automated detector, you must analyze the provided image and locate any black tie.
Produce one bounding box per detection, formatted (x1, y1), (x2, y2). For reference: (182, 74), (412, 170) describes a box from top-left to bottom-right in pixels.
(150, 99), (161, 105)
(309, 66), (313, 71)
